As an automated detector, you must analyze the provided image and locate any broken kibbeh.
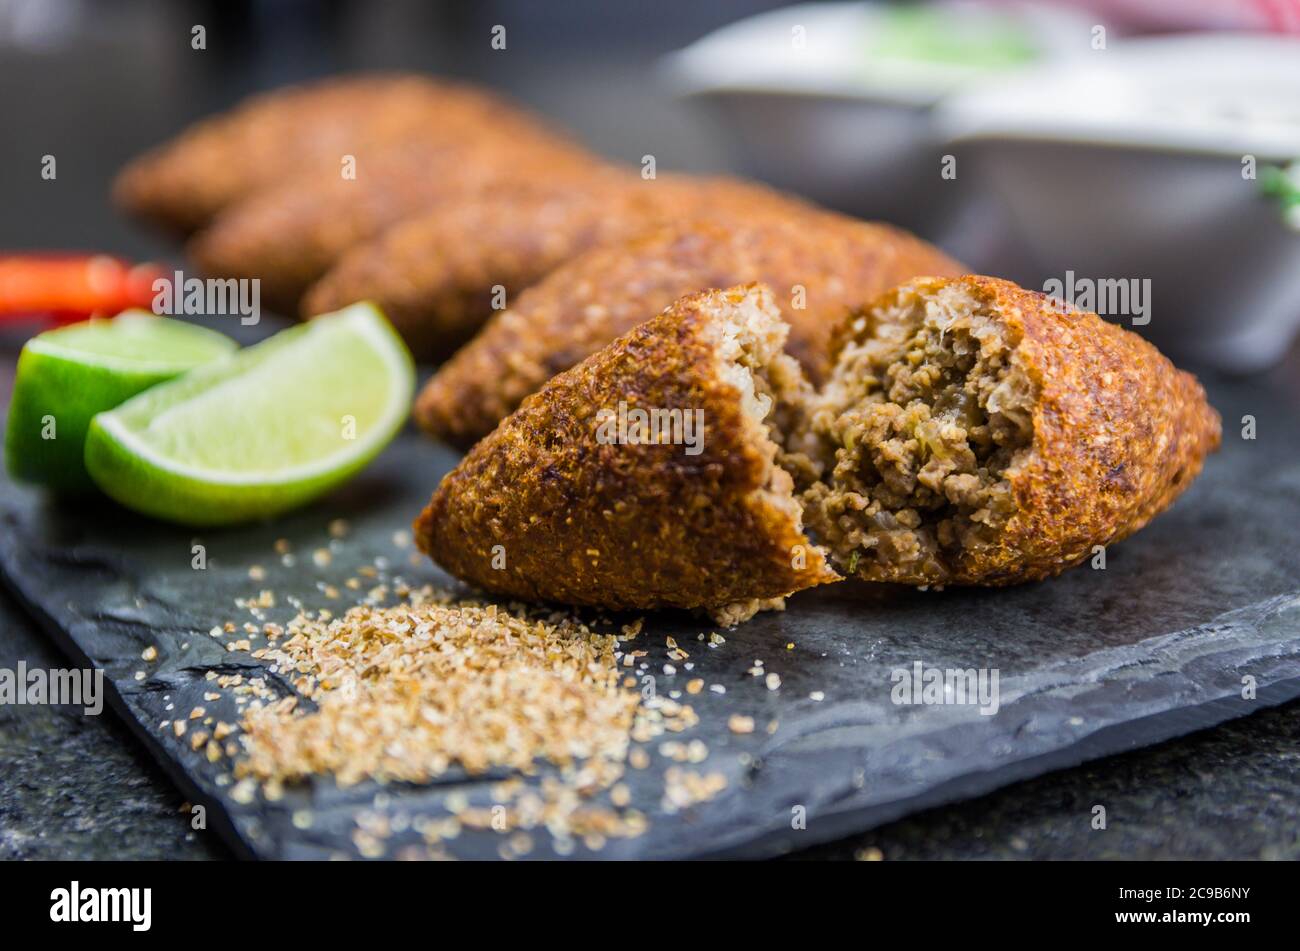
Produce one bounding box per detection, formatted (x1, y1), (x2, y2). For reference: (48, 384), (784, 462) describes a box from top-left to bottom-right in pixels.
(802, 275), (1221, 585)
(415, 217), (963, 448)
(416, 277), (1220, 623)
(414, 284), (839, 627)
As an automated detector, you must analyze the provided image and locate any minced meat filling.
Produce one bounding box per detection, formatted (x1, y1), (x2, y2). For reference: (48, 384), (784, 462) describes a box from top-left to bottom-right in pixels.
(704, 283), (1038, 593)
(795, 290), (1035, 584)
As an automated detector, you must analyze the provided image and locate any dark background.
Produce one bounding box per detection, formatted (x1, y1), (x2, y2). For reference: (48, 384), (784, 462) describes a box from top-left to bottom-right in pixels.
(0, 0), (794, 258)
(1, 0), (1298, 860)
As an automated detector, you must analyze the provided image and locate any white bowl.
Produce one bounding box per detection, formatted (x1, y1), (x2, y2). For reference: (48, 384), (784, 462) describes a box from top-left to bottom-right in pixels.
(663, 1), (1094, 227)
(937, 34), (1300, 371)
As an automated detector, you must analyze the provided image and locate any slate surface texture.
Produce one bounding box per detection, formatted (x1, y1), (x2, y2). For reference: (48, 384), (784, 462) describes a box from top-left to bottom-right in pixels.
(1, 373), (1296, 860)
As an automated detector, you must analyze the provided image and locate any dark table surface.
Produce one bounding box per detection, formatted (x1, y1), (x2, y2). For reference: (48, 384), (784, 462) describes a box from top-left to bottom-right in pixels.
(1, 0), (1298, 860)
(5, 560), (1299, 862)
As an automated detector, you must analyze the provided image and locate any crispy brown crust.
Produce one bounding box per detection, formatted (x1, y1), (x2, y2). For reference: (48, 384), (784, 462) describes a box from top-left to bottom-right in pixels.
(845, 276), (1222, 585)
(414, 285), (839, 615)
(416, 217), (962, 447)
(188, 140), (600, 315)
(302, 172), (812, 358)
(113, 73), (591, 235)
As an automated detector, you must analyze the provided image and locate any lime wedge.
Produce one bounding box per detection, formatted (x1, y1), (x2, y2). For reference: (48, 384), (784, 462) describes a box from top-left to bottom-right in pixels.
(5, 311), (237, 492)
(84, 302), (414, 526)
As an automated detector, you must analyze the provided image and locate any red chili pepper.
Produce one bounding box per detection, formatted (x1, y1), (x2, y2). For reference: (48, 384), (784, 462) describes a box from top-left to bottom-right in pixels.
(0, 254), (165, 326)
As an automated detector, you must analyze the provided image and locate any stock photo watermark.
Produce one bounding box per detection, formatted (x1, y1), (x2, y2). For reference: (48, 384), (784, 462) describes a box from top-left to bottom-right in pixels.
(890, 661), (1000, 716)
(0, 662), (103, 715)
(49, 882), (151, 931)
(595, 402), (705, 456)
(1042, 271), (1151, 326)
(152, 268), (260, 326)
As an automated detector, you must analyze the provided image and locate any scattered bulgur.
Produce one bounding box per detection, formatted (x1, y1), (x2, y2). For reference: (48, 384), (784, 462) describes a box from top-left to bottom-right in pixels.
(224, 593), (723, 853)
(662, 768), (728, 813)
(237, 600), (678, 788)
(728, 715), (755, 735)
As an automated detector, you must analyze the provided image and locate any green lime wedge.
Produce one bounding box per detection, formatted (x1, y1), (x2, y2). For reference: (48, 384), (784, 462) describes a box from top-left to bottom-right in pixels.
(5, 311), (238, 492)
(84, 302), (414, 526)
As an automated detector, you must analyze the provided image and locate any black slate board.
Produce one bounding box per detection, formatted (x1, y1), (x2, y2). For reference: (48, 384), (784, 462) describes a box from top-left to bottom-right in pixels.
(2, 376), (1299, 860)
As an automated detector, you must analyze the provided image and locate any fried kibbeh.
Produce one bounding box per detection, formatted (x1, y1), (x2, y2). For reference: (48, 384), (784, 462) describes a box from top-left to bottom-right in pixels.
(418, 276), (1219, 625)
(189, 140), (603, 314)
(114, 73), (591, 234)
(415, 218), (962, 447)
(302, 172), (818, 357)
(414, 284), (839, 626)
(800, 275), (1222, 586)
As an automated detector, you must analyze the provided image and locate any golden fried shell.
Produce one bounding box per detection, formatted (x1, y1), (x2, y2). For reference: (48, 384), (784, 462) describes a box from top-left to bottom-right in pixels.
(114, 72), (592, 235)
(954, 276), (1220, 583)
(415, 217), (962, 448)
(303, 173), (810, 357)
(414, 285), (838, 624)
(188, 140), (601, 315)
(812, 275), (1222, 586)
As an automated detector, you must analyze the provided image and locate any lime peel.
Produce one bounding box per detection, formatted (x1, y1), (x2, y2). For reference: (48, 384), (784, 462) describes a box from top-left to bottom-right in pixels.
(84, 302), (414, 525)
(5, 312), (237, 492)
